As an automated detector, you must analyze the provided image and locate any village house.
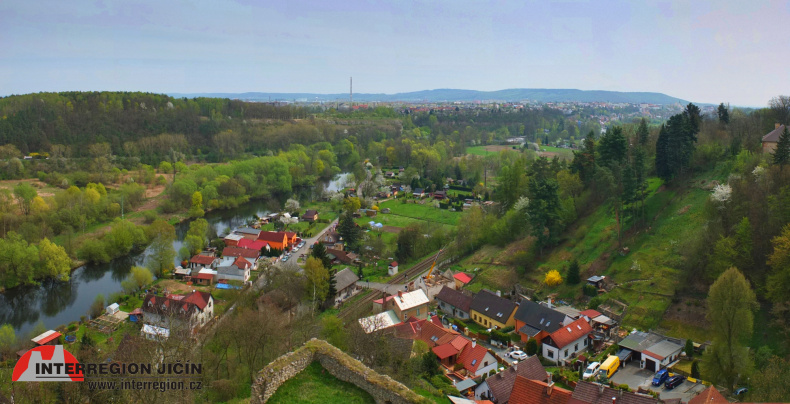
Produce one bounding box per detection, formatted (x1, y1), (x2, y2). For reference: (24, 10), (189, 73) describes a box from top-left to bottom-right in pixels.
(358, 310), (401, 333)
(469, 289), (517, 329)
(326, 248), (358, 265)
(474, 355), (548, 402)
(617, 331), (685, 372)
(301, 209), (319, 222)
(216, 256), (251, 283)
(384, 290), (430, 321)
(435, 286), (473, 320)
(237, 238), (269, 252)
(220, 246), (259, 270)
(432, 336), (498, 378)
(541, 318), (592, 364)
(514, 299), (573, 343)
(141, 291), (214, 332)
(189, 253), (218, 270)
(258, 231), (289, 251)
(319, 229), (342, 249)
(412, 188), (425, 198)
(333, 268), (359, 301)
(233, 227), (262, 240)
(223, 233), (244, 247)
(509, 375), (572, 404)
(762, 123), (787, 153)
(433, 190), (447, 200)
(453, 272), (472, 289)
(388, 261), (399, 276)
(191, 270), (214, 286)
(284, 231), (299, 247)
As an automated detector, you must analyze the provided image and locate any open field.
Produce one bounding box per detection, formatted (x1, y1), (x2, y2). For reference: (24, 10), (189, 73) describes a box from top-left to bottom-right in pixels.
(466, 145), (520, 156)
(378, 199), (461, 226)
(537, 146), (574, 160)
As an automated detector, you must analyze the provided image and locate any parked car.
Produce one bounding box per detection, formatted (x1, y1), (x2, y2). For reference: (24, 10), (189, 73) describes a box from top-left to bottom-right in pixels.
(652, 369), (669, 386)
(734, 387), (748, 396)
(582, 362), (601, 380)
(281, 256), (289, 262)
(508, 350), (527, 360)
(665, 375), (685, 389)
(298, 241), (305, 248)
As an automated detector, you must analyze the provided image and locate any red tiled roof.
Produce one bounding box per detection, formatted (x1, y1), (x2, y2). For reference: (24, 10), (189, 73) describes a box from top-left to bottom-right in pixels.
(484, 356), (548, 404)
(237, 239), (268, 251)
(432, 343), (459, 359)
(509, 376), (572, 404)
(193, 273), (214, 281)
(181, 291), (212, 310)
(449, 335), (469, 351)
(430, 315), (443, 327)
(454, 272), (472, 284)
(285, 231), (297, 239)
(569, 381), (662, 404)
(390, 261), (398, 267)
(32, 330), (62, 345)
(579, 309), (601, 319)
(190, 254), (216, 265)
(373, 295), (396, 304)
(547, 318), (592, 349)
(258, 231), (288, 243)
(457, 341), (489, 373)
(233, 256), (251, 269)
(688, 386), (728, 404)
(222, 246), (260, 259)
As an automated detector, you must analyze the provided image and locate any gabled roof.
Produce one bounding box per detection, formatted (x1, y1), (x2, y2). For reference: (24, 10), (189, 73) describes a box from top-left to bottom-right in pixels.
(568, 381), (664, 404)
(469, 289), (517, 322)
(687, 386), (728, 404)
(222, 246), (260, 259)
(190, 254), (216, 265)
(457, 341), (490, 373)
(302, 209), (318, 217)
(642, 340), (683, 360)
(237, 238), (268, 251)
(143, 291), (212, 317)
(553, 305), (581, 319)
(510, 376), (572, 404)
(258, 231), (288, 243)
(334, 268), (359, 292)
(546, 318), (592, 349)
(358, 310), (401, 333)
(394, 318), (459, 347)
(453, 272), (472, 284)
(193, 272), (214, 280)
(436, 286), (473, 312)
(285, 231), (297, 239)
(234, 227), (261, 236)
(392, 290), (430, 311)
(432, 343), (460, 359)
(224, 234), (243, 241)
(32, 330), (62, 345)
(180, 291), (212, 310)
(327, 248), (356, 264)
(763, 124), (786, 143)
(579, 309), (602, 319)
(514, 299), (568, 334)
(217, 265), (244, 275)
(233, 256), (251, 269)
(484, 355), (548, 404)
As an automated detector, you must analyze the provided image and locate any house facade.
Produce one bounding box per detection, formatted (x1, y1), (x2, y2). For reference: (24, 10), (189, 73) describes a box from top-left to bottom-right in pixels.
(141, 291), (214, 332)
(435, 286), (472, 320)
(763, 123), (786, 153)
(301, 209), (319, 222)
(385, 290), (430, 321)
(474, 355), (548, 402)
(514, 299), (572, 343)
(469, 289), (517, 329)
(541, 318), (592, 364)
(221, 246), (259, 270)
(257, 231), (289, 250)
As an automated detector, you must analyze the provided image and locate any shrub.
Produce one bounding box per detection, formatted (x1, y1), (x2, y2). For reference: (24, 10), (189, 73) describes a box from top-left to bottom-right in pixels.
(583, 284), (598, 297)
(691, 360), (701, 378)
(544, 269), (563, 286)
(685, 339), (694, 358)
(526, 339), (538, 355)
(143, 210), (158, 224)
(589, 296), (604, 310)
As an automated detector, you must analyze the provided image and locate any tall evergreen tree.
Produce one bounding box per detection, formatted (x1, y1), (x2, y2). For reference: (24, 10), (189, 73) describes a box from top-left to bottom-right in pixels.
(655, 125), (671, 181)
(571, 131), (596, 185)
(310, 241), (332, 269)
(717, 103), (730, 124)
(567, 259), (580, 284)
(527, 176), (561, 256)
(597, 126), (627, 169)
(773, 126), (790, 167)
(337, 211), (361, 250)
(636, 118), (650, 146)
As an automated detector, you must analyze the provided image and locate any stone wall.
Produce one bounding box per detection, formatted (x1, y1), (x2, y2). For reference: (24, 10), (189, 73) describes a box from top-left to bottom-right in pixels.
(251, 339), (431, 404)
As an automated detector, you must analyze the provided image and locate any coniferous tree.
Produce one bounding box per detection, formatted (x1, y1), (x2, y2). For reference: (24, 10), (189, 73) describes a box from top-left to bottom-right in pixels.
(310, 242), (332, 269)
(637, 118), (650, 146)
(773, 126), (790, 167)
(655, 125), (671, 181)
(567, 260), (580, 284)
(337, 211), (361, 250)
(717, 103), (730, 124)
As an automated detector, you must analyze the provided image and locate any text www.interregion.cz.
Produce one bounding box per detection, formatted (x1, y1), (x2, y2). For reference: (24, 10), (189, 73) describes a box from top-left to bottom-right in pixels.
(87, 380), (202, 391)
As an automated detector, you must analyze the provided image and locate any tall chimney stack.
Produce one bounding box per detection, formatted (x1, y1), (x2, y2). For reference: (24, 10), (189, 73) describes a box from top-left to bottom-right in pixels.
(547, 372), (554, 395)
(777, 123), (782, 130)
(472, 338), (476, 348)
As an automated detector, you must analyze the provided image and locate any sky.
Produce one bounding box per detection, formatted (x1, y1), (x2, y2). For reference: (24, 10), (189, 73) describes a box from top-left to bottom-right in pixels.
(1, 0), (788, 107)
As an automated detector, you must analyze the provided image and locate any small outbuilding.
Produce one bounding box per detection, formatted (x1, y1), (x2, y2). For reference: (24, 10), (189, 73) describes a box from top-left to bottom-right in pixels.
(106, 303), (120, 315)
(388, 261), (399, 276)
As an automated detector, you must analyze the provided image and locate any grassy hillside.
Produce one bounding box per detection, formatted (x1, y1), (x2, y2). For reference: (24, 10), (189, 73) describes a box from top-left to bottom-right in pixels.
(457, 166), (745, 341)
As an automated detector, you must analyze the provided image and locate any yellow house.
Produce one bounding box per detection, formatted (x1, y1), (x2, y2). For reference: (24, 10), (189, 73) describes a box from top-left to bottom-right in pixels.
(469, 289), (517, 329)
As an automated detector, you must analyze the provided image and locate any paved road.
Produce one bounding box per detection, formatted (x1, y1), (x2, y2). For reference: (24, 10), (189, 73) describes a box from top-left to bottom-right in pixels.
(610, 365), (706, 402)
(289, 217), (340, 264)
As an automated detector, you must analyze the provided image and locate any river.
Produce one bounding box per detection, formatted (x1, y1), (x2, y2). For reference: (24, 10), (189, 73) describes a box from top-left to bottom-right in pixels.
(0, 173), (351, 336)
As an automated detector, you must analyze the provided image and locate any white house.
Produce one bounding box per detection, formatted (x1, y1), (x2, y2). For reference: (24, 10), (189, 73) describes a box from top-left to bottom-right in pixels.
(142, 291), (214, 332)
(541, 318), (592, 364)
(216, 257), (251, 283)
(388, 261), (399, 276)
(641, 340), (684, 371)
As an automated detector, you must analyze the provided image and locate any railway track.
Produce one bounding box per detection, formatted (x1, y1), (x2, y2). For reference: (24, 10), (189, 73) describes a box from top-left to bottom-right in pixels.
(337, 250), (446, 319)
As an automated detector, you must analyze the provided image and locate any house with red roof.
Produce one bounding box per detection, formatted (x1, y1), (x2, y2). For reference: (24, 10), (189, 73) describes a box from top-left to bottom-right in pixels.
(431, 336), (498, 378)
(189, 253), (218, 269)
(221, 246), (259, 270)
(388, 261), (399, 276)
(687, 386), (728, 404)
(474, 355), (548, 402)
(541, 318), (592, 364)
(257, 231), (289, 251)
(216, 256), (251, 283)
(142, 291), (214, 332)
(237, 238), (269, 252)
(453, 272), (473, 289)
(509, 375), (572, 404)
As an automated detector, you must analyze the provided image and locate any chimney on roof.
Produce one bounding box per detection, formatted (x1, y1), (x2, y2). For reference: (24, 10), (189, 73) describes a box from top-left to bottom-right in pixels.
(398, 290), (403, 299)
(496, 290), (501, 297)
(513, 361), (518, 371)
(472, 338), (476, 348)
(777, 123), (782, 129)
(548, 297), (552, 307)
(612, 398), (616, 404)
(547, 372), (554, 395)
(599, 383), (605, 393)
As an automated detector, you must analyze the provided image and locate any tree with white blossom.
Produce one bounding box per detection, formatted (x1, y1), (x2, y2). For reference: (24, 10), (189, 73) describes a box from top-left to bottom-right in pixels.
(710, 184), (732, 205)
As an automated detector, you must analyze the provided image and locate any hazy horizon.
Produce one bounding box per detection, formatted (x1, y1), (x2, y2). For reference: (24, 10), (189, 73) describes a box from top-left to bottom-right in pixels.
(2, 0), (788, 108)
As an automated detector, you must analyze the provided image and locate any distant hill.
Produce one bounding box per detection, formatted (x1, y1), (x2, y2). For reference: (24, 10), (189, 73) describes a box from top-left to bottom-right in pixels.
(169, 88), (688, 105)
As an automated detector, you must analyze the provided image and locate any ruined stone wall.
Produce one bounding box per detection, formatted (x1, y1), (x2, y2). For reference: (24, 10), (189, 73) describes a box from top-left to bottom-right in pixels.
(250, 339), (430, 404)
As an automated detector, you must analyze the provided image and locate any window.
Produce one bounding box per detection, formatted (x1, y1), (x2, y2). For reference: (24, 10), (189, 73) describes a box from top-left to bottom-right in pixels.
(575, 343), (578, 351)
(584, 338), (588, 346)
(416, 308), (420, 316)
(547, 350), (554, 358)
(483, 361), (488, 366)
(471, 359), (477, 366)
(564, 349), (568, 358)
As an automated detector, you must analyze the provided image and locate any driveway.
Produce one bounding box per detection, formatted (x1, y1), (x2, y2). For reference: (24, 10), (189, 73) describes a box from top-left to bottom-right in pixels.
(610, 365), (707, 402)
(276, 217), (339, 267)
